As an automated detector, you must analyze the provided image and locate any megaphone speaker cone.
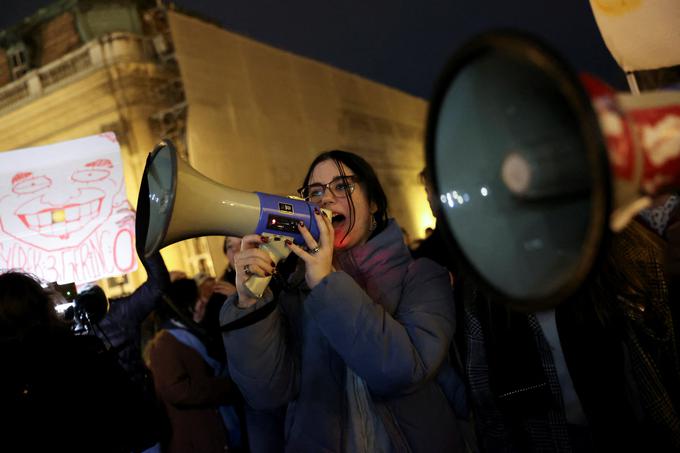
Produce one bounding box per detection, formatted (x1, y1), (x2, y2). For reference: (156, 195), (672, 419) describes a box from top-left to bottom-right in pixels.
(136, 141), (263, 258)
(426, 32), (610, 310)
(135, 140), (329, 298)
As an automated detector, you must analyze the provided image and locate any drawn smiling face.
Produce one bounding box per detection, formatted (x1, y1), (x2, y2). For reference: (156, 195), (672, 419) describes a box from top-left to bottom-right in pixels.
(0, 159), (122, 251)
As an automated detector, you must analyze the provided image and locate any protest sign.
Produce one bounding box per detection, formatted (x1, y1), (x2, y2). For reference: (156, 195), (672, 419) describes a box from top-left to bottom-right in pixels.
(0, 133), (137, 284)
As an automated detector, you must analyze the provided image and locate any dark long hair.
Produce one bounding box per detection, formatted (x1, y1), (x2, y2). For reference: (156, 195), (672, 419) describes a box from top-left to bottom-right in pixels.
(301, 150), (389, 239)
(157, 278), (199, 323)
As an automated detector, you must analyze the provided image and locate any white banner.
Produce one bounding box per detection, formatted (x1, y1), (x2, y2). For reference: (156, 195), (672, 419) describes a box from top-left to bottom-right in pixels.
(590, 0), (680, 71)
(0, 133), (137, 284)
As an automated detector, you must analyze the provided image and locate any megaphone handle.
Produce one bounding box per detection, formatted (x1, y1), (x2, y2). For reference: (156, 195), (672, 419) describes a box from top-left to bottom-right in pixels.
(244, 235), (292, 298)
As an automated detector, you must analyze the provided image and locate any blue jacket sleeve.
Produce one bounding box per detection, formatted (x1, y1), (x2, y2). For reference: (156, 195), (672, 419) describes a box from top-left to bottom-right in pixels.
(304, 258), (455, 396)
(220, 292), (298, 410)
(105, 252), (170, 330)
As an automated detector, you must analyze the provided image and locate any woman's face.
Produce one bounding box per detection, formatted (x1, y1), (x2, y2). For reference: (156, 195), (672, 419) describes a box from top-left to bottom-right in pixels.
(225, 236), (242, 271)
(308, 159), (375, 251)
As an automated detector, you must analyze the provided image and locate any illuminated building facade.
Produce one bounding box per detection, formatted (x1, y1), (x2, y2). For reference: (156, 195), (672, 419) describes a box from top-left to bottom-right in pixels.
(0, 0), (432, 294)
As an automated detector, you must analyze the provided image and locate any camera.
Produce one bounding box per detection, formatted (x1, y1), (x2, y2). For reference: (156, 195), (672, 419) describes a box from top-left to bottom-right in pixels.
(55, 283), (110, 334)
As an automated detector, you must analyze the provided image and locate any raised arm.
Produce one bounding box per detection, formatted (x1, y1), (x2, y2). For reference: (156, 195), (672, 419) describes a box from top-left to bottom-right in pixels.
(220, 234), (298, 410)
(106, 251), (170, 327)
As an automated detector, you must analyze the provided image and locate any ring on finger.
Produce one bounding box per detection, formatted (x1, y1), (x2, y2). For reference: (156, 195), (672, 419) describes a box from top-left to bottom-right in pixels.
(310, 246), (320, 254)
(243, 264), (252, 276)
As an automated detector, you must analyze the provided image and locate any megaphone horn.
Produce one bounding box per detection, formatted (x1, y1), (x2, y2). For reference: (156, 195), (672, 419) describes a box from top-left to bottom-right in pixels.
(136, 140), (325, 298)
(426, 31), (680, 310)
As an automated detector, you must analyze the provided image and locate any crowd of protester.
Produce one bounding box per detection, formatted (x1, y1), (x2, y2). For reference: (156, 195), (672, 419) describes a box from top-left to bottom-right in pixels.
(1, 147), (679, 453)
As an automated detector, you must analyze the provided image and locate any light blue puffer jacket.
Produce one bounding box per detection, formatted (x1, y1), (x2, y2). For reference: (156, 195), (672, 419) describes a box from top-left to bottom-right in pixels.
(221, 220), (465, 452)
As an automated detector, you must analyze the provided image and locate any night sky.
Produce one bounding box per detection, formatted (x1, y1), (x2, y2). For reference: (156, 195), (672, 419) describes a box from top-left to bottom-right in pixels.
(1, 0), (626, 98)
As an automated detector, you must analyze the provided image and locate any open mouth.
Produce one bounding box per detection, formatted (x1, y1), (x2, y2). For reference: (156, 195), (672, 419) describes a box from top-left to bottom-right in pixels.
(17, 197), (104, 238)
(331, 213), (346, 228)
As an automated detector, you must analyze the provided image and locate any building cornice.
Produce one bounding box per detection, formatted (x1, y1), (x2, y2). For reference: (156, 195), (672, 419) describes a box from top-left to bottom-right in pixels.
(0, 32), (158, 114)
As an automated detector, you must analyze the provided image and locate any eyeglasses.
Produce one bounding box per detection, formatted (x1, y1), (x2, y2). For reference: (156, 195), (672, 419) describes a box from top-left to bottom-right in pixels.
(297, 175), (359, 203)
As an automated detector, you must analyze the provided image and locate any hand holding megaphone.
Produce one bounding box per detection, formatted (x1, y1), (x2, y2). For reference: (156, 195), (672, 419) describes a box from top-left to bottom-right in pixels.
(234, 206), (333, 306)
(135, 140), (329, 299)
(233, 234), (281, 305)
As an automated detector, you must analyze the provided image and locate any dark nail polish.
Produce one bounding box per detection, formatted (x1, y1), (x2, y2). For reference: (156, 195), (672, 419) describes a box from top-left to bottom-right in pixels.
(271, 261), (276, 267)
(314, 208), (320, 215)
(260, 235), (269, 243)
(321, 210), (328, 217)
(298, 220), (305, 227)
(265, 272), (271, 277)
(285, 239), (292, 246)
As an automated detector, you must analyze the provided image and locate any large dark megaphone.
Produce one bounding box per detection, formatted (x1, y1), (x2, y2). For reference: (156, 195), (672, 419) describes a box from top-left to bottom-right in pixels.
(426, 32), (680, 311)
(136, 140), (325, 298)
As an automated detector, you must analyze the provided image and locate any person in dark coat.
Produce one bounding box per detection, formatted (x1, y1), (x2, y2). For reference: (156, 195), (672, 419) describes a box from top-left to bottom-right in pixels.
(460, 218), (680, 452)
(221, 150), (465, 452)
(92, 251), (170, 387)
(0, 271), (147, 453)
(146, 278), (242, 453)
(81, 251), (171, 451)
